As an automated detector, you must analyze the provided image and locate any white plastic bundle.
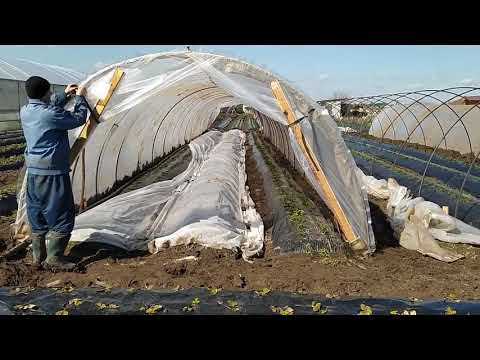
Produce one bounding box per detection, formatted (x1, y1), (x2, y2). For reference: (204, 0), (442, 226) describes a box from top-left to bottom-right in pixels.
(357, 168), (480, 262)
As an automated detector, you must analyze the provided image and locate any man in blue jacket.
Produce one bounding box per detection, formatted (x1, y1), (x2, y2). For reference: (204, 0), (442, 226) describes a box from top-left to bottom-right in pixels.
(21, 76), (89, 271)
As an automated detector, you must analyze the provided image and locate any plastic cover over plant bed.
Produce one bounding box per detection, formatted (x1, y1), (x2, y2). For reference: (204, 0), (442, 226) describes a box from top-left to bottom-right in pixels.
(70, 130), (264, 260)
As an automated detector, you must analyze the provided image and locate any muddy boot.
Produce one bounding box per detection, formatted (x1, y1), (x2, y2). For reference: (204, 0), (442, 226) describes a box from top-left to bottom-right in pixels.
(30, 232), (47, 267)
(43, 231), (76, 271)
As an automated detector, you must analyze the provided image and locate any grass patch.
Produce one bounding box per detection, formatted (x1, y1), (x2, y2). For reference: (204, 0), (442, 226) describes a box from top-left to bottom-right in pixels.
(254, 135), (311, 240)
(0, 143), (25, 157)
(288, 209), (307, 238)
(0, 154), (23, 167)
(0, 122), (22, 132)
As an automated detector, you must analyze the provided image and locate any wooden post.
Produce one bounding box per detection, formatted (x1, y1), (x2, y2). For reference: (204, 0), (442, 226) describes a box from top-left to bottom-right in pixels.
(69, 67), (125, 166)
(69, 67), (124, 209)
(270, 80), (364, 250)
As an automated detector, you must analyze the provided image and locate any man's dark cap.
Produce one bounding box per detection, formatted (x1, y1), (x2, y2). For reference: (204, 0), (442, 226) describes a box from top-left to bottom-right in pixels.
(25, 76), (51, 99)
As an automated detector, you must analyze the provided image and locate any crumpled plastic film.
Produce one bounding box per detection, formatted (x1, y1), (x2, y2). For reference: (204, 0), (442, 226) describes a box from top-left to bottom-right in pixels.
(357, 168), (480, 261)
(15, 51), (374, 252)
(71, 130), (224, 251)
(14, 166), (29, 239)
(71, 130), (264, 260)
(400, 214), (464, 263)
(147, 130), (264, 260)
(356, 168), (390, 199)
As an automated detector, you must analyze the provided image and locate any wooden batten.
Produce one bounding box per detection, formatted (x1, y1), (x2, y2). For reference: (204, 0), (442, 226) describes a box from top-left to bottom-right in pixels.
(69, 67), (125, 166)
(69, 67), (125, 210)
(270, 79), (363, 250)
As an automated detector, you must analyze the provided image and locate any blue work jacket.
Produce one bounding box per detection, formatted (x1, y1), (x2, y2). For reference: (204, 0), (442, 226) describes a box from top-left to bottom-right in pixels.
(20, 91), (89, 175)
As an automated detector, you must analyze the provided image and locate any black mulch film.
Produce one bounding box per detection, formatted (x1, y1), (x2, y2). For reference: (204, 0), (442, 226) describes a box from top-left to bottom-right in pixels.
(1, 287), (479, 315)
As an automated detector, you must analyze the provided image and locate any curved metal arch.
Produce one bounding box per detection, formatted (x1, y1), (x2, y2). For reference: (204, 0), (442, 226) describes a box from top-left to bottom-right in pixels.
(415, 88), (477, 155)
(112, 86), (225, 188)
(455, 149), (480, 218)
(112, 88), (206, 181)
(322, 86), (479, 103)
(71, 108), (131, 200)
(150, 86), (218, 162)
(391, 90), (451, 163)
(94, 123), (120, 195)
(321, 86), (480, 222)
(181, 94), (234, 145)
(158, 91), (233, 157)
(375, 93), (428, 146)
(365, 93), (417, 175)
(390, 88), (479, 192)
(418, 102), (480, 197)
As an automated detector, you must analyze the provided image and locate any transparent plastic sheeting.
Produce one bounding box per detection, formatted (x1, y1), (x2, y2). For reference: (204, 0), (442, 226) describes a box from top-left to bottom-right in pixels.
(0, 58), (84, 84)
(369, 103), (480, 155)
(71, 130), (264, 260)
(16, 51), (374, 252)
(358, 169), (480, 262)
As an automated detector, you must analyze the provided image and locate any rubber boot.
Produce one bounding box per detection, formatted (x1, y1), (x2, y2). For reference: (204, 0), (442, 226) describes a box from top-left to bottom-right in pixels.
(30, 232), (47, 267)
(44, 231), (76, 271)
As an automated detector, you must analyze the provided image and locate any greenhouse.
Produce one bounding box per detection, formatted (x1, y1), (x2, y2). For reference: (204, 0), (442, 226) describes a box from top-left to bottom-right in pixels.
(369, 102), (480, 155)
(0, 58), (84, 131)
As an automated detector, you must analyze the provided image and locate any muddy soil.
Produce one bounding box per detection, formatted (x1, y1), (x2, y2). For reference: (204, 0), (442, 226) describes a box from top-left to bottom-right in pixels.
(2, 228), (480, 299)
(0, 170), (19, 186)
(0, 170), (20, 251)
(1, 130), (480, 300)
(0, 214), (15, 253)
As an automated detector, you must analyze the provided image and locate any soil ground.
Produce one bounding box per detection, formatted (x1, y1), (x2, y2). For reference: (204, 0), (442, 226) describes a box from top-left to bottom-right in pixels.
(1, 130), (479, 300)
(0, 169), (19, 252)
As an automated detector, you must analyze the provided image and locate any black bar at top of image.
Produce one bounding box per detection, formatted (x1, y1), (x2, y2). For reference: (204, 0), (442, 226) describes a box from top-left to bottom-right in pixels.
(3, 3), (480, 45)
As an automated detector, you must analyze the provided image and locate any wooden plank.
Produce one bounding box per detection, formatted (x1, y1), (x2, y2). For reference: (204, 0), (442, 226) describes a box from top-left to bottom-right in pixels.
(270, 80), (363, 250)
(69, 67), (125, 166)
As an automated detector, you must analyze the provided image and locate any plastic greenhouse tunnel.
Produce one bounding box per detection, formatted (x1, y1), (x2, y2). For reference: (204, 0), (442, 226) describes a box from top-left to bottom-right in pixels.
(14, 51), (376, 259)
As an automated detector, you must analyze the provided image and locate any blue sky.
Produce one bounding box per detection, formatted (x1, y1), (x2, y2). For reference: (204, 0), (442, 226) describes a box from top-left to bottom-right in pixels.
(1, 45), (479, 99)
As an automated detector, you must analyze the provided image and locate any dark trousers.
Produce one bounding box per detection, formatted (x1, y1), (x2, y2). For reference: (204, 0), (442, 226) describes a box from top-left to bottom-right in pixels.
(26, 173), (76, 235)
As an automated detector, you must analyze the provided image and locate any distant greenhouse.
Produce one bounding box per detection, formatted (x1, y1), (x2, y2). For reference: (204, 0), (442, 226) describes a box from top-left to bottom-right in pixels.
(369, 101), (480, 155)
(0, 58), (84, 131)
